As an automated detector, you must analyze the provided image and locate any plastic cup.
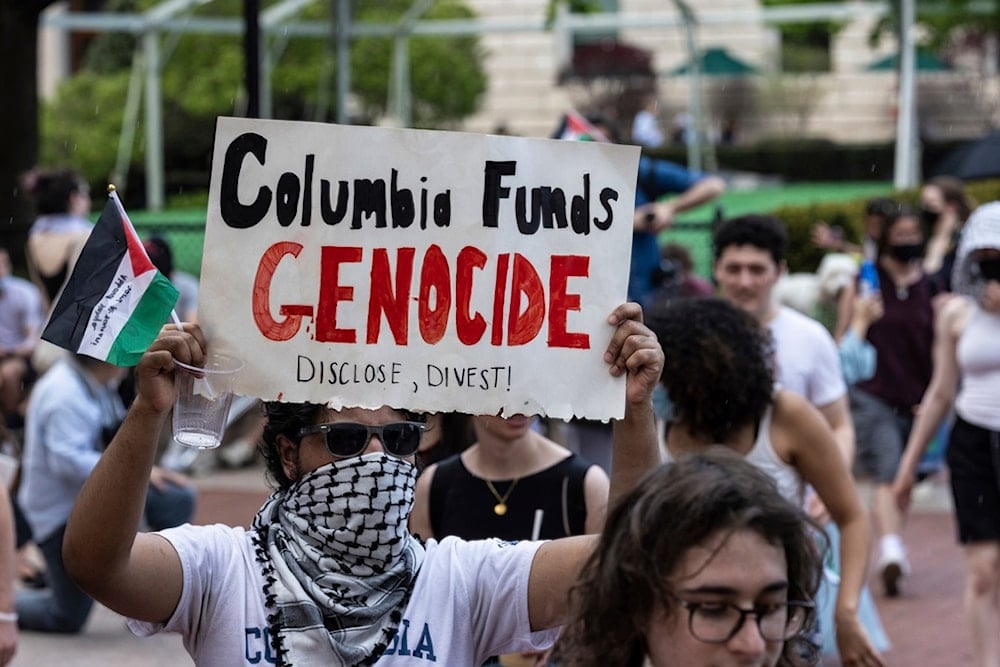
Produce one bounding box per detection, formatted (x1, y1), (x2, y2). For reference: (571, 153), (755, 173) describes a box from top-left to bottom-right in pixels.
(171, 353), (244, 449)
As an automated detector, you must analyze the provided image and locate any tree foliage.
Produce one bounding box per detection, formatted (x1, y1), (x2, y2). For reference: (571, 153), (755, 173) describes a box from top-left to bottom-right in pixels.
(40, 0), (487, 199)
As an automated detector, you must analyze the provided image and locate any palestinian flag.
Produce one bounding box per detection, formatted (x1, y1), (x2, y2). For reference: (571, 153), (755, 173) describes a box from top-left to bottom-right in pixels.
(554, 111), (611, 143)
(41, 190), (179, 367)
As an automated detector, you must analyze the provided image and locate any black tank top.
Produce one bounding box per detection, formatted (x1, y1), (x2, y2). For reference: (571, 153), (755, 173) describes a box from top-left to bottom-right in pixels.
(428, 453), (593, 541)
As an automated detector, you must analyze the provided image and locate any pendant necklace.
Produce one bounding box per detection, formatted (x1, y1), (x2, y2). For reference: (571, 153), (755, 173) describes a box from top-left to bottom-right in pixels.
(485, 477), (520, 516)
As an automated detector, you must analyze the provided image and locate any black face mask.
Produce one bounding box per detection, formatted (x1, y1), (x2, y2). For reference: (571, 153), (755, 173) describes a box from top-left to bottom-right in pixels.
(887, 243), (924, 263)
(977, 258), (1000, 282)
(919, 206), (940, 228)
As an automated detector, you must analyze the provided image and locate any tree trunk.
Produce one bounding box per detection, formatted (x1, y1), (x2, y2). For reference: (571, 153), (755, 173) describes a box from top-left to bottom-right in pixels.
(0, 1), (57, 273)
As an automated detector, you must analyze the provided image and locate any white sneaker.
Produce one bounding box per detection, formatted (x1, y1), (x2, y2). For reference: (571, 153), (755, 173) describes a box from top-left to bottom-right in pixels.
(877, 535), (911, 597)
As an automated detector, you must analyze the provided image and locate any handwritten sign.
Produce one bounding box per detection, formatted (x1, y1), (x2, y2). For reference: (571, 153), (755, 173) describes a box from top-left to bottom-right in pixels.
(199, 117), (639, 419)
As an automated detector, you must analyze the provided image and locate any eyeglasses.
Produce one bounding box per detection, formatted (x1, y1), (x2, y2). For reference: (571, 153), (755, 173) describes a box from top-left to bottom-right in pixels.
(297, 421), (425, 459)
(669, 593), (814, 644)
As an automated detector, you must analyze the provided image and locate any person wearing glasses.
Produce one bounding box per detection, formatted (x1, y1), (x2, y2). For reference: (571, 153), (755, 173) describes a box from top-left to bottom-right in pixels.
(556, 447), (823, 667)
(893, 202), (1000, 667)
(59, 302), (662, 666)
(646, 297), (885, 666)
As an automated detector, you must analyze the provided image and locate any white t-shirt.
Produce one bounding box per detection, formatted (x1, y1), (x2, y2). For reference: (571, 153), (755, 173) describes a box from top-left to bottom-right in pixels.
(129, 524), (558, 666)
(768, 306), (847, 409)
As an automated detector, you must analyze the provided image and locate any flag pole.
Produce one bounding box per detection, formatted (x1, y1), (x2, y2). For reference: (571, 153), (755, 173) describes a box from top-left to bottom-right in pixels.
(107, 184), (183, 329)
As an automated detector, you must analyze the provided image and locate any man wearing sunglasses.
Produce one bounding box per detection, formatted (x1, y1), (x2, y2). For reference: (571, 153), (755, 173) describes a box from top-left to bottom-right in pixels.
(61, 302), (662, 666)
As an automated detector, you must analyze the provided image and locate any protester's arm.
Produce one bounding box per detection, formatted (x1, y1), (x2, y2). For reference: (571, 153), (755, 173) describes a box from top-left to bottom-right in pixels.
(527, 302), (662, 630)
(63, 324), (206, 624)
(0, 486), (17, 666)
(893, 297), (969, 512)
(581, 465), (610, 535)
(816, 395), (855, 466)
(635, 174), (725, 234)
(776, 392), (884, 667)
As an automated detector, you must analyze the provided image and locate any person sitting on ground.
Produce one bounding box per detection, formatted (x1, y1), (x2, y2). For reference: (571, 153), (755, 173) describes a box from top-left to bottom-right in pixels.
(647, 297), (885, 666)
(556, 447), (824, 667)
(61, 303), (662, 665)
(16, 353), (195, 634)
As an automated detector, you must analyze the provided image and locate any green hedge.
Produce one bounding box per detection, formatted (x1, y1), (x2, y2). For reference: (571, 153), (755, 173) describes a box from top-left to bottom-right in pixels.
(778, 178), (1000, 272)
(646, 138), (966, 183)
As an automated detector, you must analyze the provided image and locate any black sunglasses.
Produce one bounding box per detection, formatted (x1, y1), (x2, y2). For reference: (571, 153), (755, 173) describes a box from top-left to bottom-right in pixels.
(297, 421), (425, 459)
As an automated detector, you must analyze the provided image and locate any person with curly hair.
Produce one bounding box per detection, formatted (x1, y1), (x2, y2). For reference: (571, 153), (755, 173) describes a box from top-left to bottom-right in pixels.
(647, 297), (885, 666)
(557, 447), (824, 667)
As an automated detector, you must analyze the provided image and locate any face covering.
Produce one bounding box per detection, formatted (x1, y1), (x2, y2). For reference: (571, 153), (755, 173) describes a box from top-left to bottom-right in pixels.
(252, 453), (425, 666)
(887, 243), (924, 263)
(977, 258), (1000, 282)
(919, 206), (941, 228)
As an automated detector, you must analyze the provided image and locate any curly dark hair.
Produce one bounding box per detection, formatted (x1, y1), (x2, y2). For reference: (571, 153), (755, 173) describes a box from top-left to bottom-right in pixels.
(557, 447), (825, 667)
(646, 297), (774, 442)
(259, 401), (429, 489)
(713, 214), (788, 265)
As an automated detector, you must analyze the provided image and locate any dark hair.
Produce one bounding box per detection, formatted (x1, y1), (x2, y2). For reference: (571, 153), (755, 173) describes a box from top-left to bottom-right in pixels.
(259, 401), (428, 489)
(875, 203), (923, 259)
(22, 168), (87, 215)
(927, 175), (975, 222)
(864, 197), (899, 220)
(660, 242), (694, 274)
(558, 448), (824, 667)
(144, 236), (174, 276)
(713, 214), (788, 265)
(259, 402), (324, 488)
(646, 297), (774, 442)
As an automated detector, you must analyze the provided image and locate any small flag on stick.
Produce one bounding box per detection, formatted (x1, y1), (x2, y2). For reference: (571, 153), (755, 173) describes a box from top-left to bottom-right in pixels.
(41, 187), (179, 367)
(555, 110), (611, 143)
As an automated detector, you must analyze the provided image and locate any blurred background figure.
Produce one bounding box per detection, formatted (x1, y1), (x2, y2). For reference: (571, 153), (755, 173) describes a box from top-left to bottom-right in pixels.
(630, 95), (664, 148)
(812, 197), (897, 262)
(841, 204), (936, 598)
(16, 354), (194, 634)
(894, 201), (1000, 667)
(143, 235), (199, 323)
(415, 412), (476, 469)
(0, 249), (43, 429)
(919, 175), (975, 292)
(21, 169), (93, 311)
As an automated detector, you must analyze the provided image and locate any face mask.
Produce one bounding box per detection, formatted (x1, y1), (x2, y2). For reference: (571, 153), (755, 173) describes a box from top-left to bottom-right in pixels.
(887, 243), (924, 263)
(919, 206), (940, 228)
(977, 258), (1000, 283)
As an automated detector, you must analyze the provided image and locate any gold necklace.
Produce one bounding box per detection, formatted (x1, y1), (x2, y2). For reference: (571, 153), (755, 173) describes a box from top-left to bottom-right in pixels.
(484, 478), (520, 516)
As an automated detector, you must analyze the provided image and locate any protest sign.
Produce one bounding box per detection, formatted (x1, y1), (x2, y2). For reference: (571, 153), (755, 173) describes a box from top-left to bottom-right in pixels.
(199, 117), (639, 419)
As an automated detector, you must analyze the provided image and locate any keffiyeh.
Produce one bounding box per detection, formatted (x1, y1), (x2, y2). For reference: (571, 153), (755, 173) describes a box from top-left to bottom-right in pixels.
(252, 453), (425, 666)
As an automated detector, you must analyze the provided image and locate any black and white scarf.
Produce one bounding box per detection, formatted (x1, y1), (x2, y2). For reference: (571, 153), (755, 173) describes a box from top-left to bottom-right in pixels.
(251, 453), (425, 666)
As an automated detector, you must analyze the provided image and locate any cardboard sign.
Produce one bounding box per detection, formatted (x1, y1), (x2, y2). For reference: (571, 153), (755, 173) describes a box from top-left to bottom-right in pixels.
(199, 117), (639, 419)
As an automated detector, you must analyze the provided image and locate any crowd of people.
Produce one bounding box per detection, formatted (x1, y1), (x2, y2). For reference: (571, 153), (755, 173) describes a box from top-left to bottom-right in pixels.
(0, 133), (997, 667)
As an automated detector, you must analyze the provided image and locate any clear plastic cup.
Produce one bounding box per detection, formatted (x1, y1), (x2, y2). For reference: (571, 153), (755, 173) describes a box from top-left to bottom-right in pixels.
(171, 353), (244, 449)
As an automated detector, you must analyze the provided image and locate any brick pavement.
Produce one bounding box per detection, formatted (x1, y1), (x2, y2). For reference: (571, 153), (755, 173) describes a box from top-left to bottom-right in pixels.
(9, 467), (973, 666)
